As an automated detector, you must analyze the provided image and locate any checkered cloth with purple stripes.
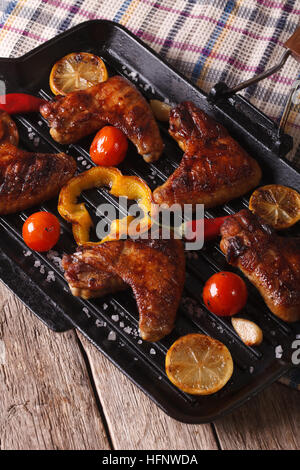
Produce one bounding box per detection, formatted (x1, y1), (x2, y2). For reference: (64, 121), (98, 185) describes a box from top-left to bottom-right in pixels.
(0, 0), (299, 390)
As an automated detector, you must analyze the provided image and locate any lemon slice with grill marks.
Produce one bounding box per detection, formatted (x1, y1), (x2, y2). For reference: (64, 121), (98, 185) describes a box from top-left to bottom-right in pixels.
(49, 52), (108, 95)
(165, 334), (233, 395)
(249, 184), (300, 230)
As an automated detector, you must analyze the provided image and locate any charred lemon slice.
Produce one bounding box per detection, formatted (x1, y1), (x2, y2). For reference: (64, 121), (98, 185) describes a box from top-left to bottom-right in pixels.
(49, 52), (108, 95)
(165, 334), (233, 395)
(249, 184), (300, 230)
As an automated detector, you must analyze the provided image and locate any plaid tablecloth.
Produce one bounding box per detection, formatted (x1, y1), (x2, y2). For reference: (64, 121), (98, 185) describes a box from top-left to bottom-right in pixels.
(0, 0), (299, 390)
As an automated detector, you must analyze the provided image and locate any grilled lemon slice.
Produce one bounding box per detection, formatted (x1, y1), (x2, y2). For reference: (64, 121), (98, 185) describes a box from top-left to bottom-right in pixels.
(249, 184), (300, 230)
(165, 334), (233, 395)
(49, 52), (108, 95)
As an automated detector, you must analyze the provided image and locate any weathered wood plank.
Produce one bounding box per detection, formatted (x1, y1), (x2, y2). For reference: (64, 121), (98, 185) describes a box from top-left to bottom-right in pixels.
(0, 284), (110, 450)
(77, 332), (218, 450)
(214, 382), (300, 450)
(1, 278), (298, 451)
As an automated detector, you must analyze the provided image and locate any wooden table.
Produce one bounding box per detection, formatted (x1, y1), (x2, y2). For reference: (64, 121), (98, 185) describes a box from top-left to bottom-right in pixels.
(0, 282), (299, 450)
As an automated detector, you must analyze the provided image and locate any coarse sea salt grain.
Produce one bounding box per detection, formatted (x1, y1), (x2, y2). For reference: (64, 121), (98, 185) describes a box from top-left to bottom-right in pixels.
(111, 314), (119, 322)
(108, 331), (116, 341)
(46, 250), (63, 271)
(150, 348), (156, 355)
(82, 307), (90, 317)
(39, 265), (45, 274)
(34, 260), (41, 268)
(46, 271), (55, 282)
(124, 326), (132, 335)
(275, 345), (283, 358)
(23, 250), (31, 257)
(128, 71), (138, 81)
(103, 303), (108, 310)
(119, 321), (125, 328)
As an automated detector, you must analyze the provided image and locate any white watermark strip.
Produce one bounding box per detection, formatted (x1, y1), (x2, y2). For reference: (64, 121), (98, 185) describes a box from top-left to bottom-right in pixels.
(95, 200), (205, 250)
(291, 339), (300, 366)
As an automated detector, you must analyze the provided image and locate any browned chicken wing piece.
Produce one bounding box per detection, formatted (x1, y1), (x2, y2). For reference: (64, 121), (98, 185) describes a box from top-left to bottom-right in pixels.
(62, 241), (127, 299)
(153, 101), (262, 208)
(0, 143), (76, 214)
(40, 75), (164, 162)
(62, 236), (185, 342)
(220, 209), (300, 323)
(0, 110), (19, 146)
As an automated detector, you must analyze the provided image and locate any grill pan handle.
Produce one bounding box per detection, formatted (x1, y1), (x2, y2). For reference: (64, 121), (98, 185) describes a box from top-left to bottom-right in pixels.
(210, 26), (300, 99)
(284, 26), (300, 61)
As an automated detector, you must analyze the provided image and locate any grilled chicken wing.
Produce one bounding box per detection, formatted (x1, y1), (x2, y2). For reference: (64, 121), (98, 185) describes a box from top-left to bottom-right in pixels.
(62, 237), (185, 342)
(0, 143), (76, 214)
(153, 102), (262, 208)
(220, 209), (300, 322)
(40, 75), (164, 162)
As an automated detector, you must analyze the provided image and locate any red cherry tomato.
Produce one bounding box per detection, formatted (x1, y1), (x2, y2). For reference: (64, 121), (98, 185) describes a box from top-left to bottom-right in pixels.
(22, 212), (60, 252)
(203, 271), (248, 317)
(90, 126), (128, 166)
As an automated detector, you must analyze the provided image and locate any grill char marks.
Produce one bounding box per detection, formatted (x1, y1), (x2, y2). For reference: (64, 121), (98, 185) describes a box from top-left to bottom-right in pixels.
(0, 143), (76, 214)
(220, 209), (300, 323)
(153, 101), (262, 209)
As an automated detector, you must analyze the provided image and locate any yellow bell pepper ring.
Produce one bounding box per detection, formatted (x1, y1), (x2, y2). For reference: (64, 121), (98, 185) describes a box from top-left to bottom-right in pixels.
(58, 166), (153, 245)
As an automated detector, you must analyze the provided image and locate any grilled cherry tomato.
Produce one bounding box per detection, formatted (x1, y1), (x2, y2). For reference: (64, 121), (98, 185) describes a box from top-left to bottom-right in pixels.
(90, 126), (128, 166)
(203, 271), (247, 317)
(183, 216), (230, 242)
(22, 212), (60, 252)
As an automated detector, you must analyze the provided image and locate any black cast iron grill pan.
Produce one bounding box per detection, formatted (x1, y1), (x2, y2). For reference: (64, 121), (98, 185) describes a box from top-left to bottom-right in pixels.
(0, 20), (299, 423)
